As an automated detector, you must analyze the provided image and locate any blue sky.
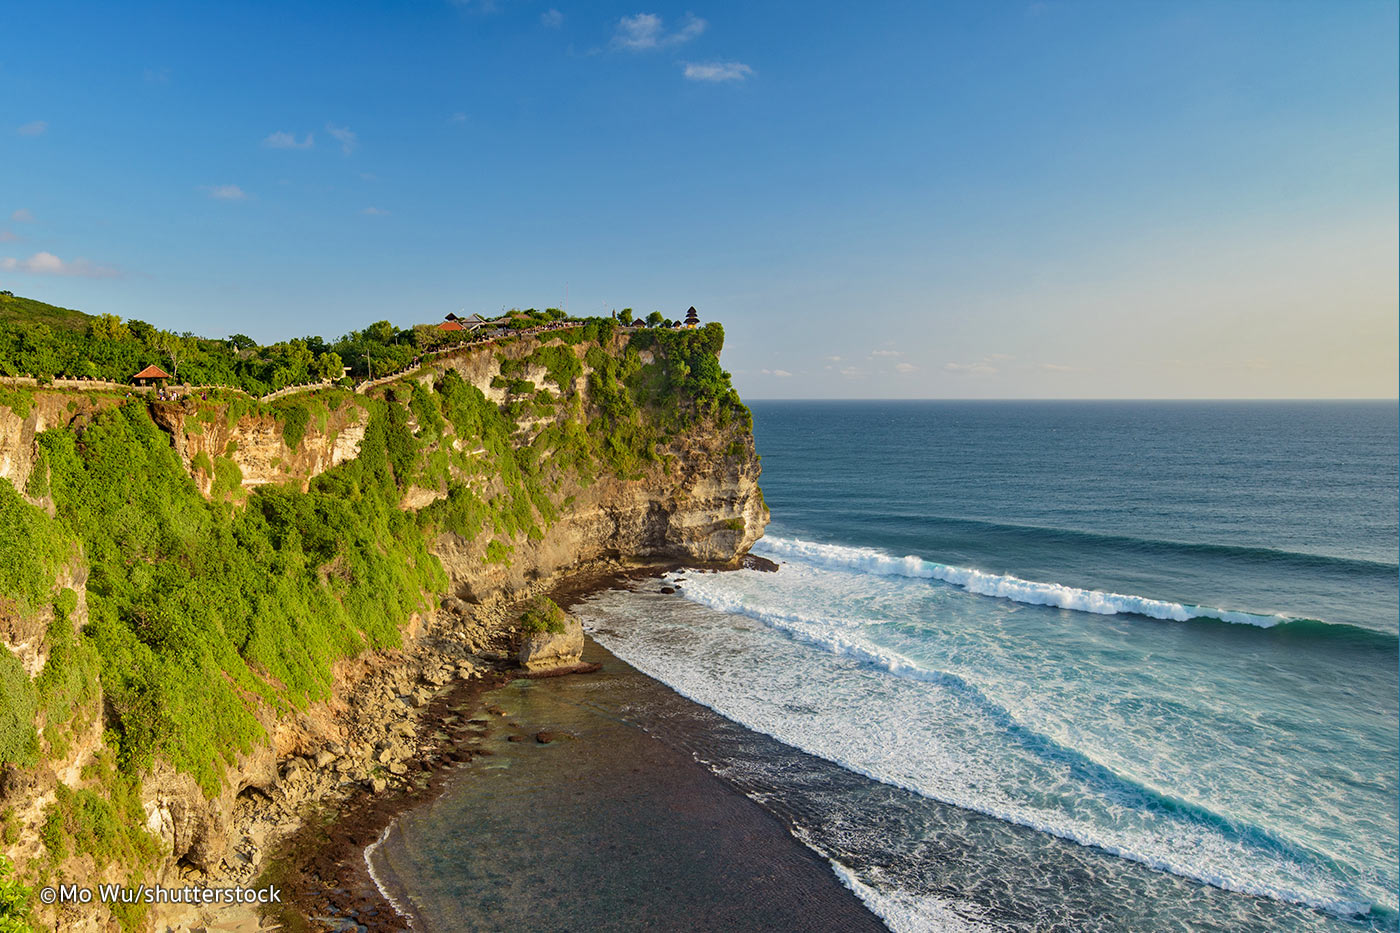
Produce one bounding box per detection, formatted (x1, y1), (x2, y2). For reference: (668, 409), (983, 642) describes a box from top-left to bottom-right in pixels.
(2, 0), (1395, 398)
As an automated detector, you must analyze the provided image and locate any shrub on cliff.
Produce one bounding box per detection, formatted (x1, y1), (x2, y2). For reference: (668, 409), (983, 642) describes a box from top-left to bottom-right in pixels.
(0, 649), (37, 767)
(0, 855), (30, 933)
(519, 597), (567, 635)
(37, 399), (444, 794)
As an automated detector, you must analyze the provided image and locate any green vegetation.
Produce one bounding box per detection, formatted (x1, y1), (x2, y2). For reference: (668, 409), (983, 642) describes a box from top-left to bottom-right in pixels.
(276, 402), (311, 451)
(0, 299), (754, 915)
(0, 854), (30, 933)
(518, 597), (567, 635)
(0, 294), (89, 332)
(36, 591), (101, 761)
(38, 399), (444, 794)
(0, 480), (76, 621)
(0, 648), (36, 767)
(0, 294), (580, 395)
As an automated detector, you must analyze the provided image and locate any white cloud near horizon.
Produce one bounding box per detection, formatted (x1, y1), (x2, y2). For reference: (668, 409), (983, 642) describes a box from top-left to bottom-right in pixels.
(11, 209), (34, 223)
(263, 130), (314, 149)
(760, 368), (793, 377)
(945, 359), (999, 376)
(682, 61), (753, 82)
(326, 123), (357, 155)
(613, 13), (706, 50)
(17, 121), (47, 137)
(204, 184), (247, 200)
(541, 8), (563, 28)
(895, 362), (917, 374)
(870, 349), (902, 357)
(1, 252), (120, 278)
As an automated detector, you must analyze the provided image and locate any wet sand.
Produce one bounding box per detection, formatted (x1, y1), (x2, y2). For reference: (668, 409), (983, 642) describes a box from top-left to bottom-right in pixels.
(367, 637), (886, 932)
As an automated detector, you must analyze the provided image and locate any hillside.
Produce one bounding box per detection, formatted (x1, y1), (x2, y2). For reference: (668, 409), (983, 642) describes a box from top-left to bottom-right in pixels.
(0, 293), (90, 332)
(0, 310), (766, 932)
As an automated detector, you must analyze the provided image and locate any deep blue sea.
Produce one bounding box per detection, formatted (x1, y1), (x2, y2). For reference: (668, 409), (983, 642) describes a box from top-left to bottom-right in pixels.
(579, 401), (1399, 932)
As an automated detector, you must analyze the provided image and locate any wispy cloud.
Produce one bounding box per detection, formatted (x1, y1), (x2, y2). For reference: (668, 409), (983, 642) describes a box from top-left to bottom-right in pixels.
(541, 8), (564, 28)
(870, 349), (902, 358)
(1, 252), (120, 278)
(1040, 363), (1078, 373)
(203, 184), (247, 201)
(362, 206), (390, 216)
(682, 61), (753, 82)
(946, 353), (1013, 376)
(448, 112), (468, 124)
(144, 66), (170, 84)
(17, 121), (47, 137)
(613, 13), (706, 50)
(0, 231), (17, 243)
(10, 209), (34, 223)
(263, 130), (314, 149)
(895, 362), (917, 374)
(945, 359), (999, 376)
(326, 123), (357, 155)
(823, 355), (842, 363)
(760, 368), (793, 378)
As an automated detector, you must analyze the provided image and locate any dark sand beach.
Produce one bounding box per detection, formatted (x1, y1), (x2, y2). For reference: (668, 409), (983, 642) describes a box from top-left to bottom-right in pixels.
(364, 636), (886, 932)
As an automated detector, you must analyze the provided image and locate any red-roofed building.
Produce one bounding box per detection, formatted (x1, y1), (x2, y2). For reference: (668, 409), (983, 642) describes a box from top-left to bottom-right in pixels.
(437, 320), (465, 332)
(132, 364), (170, 387)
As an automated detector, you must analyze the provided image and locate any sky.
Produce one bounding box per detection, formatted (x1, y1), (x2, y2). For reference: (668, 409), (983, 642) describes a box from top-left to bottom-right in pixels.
(1, 0), (1395, 399)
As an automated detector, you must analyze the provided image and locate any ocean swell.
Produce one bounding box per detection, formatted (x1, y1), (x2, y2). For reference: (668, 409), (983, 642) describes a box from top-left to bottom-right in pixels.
(757, 535), (1292, 627)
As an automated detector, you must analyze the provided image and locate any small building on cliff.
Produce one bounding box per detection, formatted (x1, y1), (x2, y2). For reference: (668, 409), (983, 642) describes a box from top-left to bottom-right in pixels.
(684, 306), (700, 329)
(132, 364), (170, 387)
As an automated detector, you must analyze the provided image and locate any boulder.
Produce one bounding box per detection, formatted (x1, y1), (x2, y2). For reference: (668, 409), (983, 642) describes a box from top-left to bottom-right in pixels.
(517, 614), (584, 672)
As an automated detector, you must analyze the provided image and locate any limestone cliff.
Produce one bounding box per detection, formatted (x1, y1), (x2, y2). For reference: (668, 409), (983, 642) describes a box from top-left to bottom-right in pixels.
(0, 322), (766, 933)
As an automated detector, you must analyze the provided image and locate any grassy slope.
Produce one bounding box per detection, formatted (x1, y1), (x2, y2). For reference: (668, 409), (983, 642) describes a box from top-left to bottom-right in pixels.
(0, 295), (90, 332)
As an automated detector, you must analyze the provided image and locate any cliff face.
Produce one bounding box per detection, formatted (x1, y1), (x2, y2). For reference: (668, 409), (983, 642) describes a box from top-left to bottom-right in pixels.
(148, 397), (368, 496)
(423, 335), (766, 601)
(0, 324), (766, 932)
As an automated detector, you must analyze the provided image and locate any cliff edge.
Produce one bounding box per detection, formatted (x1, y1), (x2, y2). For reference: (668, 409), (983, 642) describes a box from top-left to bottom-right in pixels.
(0, 318), (766, 932)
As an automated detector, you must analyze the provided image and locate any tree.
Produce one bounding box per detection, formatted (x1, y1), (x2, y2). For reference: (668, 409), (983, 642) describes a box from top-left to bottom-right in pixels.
(156, 331), (192, 382)
(366, 320), (397, 344)
(314, 351), (344, 382)
(88, 313), (129, 340)
(646, 311), (664, 327)
(227, 334), (256, 351)
(126, 319), (156, 343)
(619, 308), (634, 325)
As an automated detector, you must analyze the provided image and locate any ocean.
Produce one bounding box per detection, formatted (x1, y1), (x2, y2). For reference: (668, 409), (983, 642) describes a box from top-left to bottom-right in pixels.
(574, 401), (1399, 931)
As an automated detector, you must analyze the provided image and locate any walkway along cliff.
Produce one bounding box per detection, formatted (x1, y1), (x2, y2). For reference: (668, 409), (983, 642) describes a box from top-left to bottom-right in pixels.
(0, 318), (766, 932)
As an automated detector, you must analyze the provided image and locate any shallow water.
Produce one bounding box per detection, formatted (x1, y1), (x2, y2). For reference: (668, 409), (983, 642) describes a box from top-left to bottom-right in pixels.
(368, 641), (886, 932)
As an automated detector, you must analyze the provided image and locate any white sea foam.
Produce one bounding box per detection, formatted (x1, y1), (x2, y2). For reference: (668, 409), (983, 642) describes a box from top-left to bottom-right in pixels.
(827, 859), (991, 933)
(757, 535), (1290, 627)
(364, 823), (417, 929)
(580, 579), (1385, 921)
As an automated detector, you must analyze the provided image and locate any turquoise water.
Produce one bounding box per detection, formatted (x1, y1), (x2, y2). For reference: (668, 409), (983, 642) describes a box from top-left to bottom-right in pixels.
(580, 401), (1399, 931)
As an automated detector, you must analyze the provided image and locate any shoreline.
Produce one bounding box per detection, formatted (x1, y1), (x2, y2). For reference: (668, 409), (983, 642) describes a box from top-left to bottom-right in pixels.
(152, 560), (638, 933)
(361, 635), (886, 933)
(258, 558), (881, 933)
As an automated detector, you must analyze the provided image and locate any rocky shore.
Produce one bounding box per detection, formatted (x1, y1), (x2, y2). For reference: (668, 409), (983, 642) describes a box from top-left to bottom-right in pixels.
(149, 559), (676, 933)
